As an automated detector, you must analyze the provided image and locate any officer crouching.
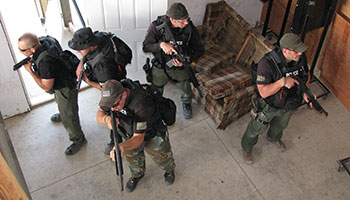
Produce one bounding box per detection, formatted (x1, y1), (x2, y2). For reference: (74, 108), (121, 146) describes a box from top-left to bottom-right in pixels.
(96, 80), (176, 192)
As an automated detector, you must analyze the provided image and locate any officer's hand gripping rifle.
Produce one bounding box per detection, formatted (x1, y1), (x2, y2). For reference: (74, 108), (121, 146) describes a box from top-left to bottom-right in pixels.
(13, 56), (31, 71)
(169, 45), (203, 98)
(110, 110), (124, 191)
(293, 76), (328, 116)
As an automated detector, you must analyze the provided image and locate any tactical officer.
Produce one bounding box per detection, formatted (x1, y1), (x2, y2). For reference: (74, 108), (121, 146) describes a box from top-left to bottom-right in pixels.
(68, 27), (129, 90)
(96, 80), (176, 192)
(18, 33), (86, 155)
(241, 33), (315, 164)
(69, 27), (131, 154)
(143, 2), (204, 119)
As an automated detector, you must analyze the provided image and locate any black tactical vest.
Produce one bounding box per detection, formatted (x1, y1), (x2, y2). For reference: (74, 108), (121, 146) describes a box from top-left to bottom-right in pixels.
(154, 15), (192, 64)
(263, 47), (308, 109)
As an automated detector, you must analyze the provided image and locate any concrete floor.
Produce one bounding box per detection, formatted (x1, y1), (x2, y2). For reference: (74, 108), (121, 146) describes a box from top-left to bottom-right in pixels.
(4, 81), (350, 200)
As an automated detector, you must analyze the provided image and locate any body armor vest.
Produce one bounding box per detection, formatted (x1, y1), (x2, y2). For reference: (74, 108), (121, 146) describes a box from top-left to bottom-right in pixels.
(263, 48), (308, 109)
(154, 15), (192, 66)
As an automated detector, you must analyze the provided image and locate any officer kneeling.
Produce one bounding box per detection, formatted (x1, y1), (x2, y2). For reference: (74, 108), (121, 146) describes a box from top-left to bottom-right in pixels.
(97, 79), (176, 192)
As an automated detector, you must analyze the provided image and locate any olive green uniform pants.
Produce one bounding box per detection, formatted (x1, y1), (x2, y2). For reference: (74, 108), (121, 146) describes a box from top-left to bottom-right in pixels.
(124, 135), (176, 177)
(54, 87), (85, 143)
(241, 98), (292, 153)
(152, 66), (192, 104)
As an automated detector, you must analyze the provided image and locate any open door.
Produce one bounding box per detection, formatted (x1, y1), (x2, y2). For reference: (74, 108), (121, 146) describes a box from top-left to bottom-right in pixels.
(0, 14), (30, 118)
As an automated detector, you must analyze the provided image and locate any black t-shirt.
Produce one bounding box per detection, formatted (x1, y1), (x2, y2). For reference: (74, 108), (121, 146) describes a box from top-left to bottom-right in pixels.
(33, 45), (72, 90)
(256, 50), (309, 86)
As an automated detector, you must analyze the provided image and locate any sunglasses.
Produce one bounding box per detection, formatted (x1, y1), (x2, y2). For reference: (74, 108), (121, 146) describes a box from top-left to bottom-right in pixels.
(111, 95), (122, 108)
(174, 17), (190, 24)
(19, 45), (35, 52)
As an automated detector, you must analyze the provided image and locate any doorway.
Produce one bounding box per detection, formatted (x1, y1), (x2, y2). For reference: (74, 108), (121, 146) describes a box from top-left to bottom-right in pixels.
(1, 0), (73, 107)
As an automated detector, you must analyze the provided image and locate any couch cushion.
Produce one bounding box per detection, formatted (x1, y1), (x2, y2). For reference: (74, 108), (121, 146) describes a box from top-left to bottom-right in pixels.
(196, 67), (251, 99)
(193, 45), (235, 75)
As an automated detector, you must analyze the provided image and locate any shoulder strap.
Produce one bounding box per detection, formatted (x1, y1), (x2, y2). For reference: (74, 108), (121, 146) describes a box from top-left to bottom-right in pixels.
(268, 50), (283, 77)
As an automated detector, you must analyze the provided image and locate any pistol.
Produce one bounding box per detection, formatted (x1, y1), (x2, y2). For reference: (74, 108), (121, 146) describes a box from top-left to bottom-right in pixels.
(13, 57), (31, 71)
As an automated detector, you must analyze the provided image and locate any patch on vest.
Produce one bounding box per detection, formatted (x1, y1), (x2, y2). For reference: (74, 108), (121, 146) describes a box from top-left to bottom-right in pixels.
(136, 122), (147, 131)
(257, 75), (265, 82)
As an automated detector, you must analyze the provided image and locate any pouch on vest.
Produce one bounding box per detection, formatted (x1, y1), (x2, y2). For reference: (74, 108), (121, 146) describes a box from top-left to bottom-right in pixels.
(145, 84), (177, 126)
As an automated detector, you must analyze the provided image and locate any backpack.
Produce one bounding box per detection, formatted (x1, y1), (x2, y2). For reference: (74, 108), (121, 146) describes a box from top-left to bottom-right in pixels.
(38, 35), (80, 79)
(122, 79), (177, 126)
(108, 33), (132, 66)
(93, 32), (132, 67)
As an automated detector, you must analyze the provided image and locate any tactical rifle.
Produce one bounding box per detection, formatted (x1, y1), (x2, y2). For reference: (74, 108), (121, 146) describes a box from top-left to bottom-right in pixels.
(13, 56), (31, 71)
(76, 70), (84, 90)
(293, 76), (328, 116)
(76, 57), (86, 90)
(110, 110), (124, 191)
(160, 22), (203, 98)
(168, 44), (203, 98)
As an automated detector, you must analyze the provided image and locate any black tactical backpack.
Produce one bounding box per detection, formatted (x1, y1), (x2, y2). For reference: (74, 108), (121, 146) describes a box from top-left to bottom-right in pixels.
(92, 32), (132, 67)
(38, 35), (80, 79)
(122, 79), (177, 126)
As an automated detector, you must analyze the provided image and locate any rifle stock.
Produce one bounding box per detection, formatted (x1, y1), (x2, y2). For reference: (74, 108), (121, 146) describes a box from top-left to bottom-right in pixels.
(293, 76), (328, 116)
(110, 110), (124, 191)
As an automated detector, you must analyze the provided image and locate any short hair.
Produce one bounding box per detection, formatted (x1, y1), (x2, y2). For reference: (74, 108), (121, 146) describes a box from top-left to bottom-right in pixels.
(18, 33), (40, 47)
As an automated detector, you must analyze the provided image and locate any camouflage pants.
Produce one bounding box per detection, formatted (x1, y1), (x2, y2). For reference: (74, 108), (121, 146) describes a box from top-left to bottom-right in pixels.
(152, 66), (192, 104)
(55, 87), (85, 143)
(124, 135), (176, 177)
(241, 98), (293, 153)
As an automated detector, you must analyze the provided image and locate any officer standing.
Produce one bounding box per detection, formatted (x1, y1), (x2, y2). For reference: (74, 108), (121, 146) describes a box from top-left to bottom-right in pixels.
(96, 80), (176, 192)
(18, 33), (86, 155)
(143, 2), (204, 119)
(241, 33), (314, 164)
(68, 27), (131, 154)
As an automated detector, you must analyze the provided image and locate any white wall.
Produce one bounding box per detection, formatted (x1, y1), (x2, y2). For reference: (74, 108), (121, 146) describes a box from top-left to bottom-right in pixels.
(168, 0), (263, 27)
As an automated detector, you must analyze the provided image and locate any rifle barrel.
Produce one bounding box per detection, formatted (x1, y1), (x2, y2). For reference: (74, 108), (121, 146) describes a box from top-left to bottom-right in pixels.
(110, 111), (124, 191)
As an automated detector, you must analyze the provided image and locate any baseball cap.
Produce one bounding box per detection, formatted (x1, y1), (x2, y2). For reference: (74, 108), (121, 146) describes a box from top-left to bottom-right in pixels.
(279, 33), (308, 52)
(166, 3), (189, 20)
(99, 80), (124, 107)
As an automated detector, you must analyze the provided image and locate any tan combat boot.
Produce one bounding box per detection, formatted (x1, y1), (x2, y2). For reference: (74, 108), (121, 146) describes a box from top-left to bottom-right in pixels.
(242, 151), (254, 165)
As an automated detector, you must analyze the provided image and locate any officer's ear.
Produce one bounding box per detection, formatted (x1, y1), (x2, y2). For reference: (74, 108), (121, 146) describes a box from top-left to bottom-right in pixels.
(122, 90), (128, 98)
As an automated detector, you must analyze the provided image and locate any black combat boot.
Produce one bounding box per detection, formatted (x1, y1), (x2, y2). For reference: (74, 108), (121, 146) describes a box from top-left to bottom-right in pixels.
(183, 103), (192, 119)
(65, 136), (87, 155)
(50, 113), (61, 122)
(126, 174), (144, 192)
(164, 171), (175, 185)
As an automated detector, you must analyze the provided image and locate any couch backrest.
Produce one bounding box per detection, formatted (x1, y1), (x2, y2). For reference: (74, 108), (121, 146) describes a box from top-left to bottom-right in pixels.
(208, 4), (253, 55)
(202, 1), (227, 32)
(234, 32), (274, 75)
